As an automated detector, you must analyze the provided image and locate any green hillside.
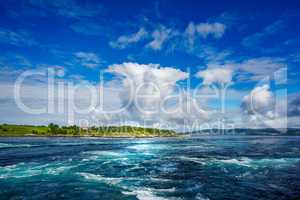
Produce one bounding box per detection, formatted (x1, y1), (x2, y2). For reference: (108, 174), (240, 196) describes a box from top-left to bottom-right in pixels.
(0, 124), (177, 138)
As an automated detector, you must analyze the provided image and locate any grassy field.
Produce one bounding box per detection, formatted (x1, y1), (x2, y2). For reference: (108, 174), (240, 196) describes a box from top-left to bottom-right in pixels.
(0, 124), (178, 138)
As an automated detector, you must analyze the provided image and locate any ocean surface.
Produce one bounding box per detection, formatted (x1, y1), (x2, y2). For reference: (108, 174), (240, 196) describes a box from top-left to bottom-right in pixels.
(0, 136), (300, 200)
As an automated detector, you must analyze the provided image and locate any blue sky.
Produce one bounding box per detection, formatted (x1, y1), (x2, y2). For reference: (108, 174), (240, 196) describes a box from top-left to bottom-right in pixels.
(0, 0), (299, 129)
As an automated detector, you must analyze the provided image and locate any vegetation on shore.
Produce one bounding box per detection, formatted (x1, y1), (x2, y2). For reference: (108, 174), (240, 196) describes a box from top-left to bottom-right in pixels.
(0, 124), (178, 137)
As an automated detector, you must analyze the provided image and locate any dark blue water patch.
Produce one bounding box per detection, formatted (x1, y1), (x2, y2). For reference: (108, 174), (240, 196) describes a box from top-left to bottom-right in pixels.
(0, 136), (300, 200)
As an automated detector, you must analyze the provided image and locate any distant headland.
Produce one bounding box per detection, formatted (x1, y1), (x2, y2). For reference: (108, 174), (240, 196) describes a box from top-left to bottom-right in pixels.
(0, 124), (178, 138)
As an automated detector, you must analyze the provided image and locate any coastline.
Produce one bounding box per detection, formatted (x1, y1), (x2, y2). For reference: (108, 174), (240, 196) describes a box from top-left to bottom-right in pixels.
(0, 124), (179, 138)
(0, 134), (180, 138)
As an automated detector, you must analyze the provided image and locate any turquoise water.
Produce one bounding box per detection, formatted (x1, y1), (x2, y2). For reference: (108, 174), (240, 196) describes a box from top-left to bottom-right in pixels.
(0, 136), (300, 200)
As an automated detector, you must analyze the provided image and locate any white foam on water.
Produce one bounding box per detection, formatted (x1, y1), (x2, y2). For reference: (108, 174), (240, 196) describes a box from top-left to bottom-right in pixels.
(178, 156), (207, 165)
(0, 162), (35, 179)
(150, 187), (176, 193)
(78, 172), (178, 200)
(81, 150), (124, 162)
(82, 150), (122, 157)
(127, 144), (152, 151)
(122, 188), (171, 200)
(251, 158), (300, 168)
(0, 162), (25, 170)
(149, 177), (173, 183)
(81, 155), (99, 162)
(45, 165), (73, 175)
(127, 144), (166, 151)
(196, 193), (210, 200)
(0, 160), (75, 179)
(77, 172), (122, 186)
(0, 143), (36, 148)
(216, 158), (252, 167)
(235, 171), (252, 178)
(180, 145), (215, 151)
(212, 157), (300, 168)
(126, 164), (143, 172)
(0, 167), (40, 179)
(81, 150), (136, 166)
(178, 156), (300, 169)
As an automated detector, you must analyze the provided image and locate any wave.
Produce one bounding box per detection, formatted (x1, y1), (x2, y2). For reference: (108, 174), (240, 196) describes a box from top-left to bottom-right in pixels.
(0, 143), (36, 148)
(123, 190), (168, 200)
(78, 172), (179, 200)
(77, 172), (122, 186)
(216, 158), (252, 167)
(178, 156), (207, 165)
(81, 150), (130, 164)
(127, 144), (167, 151)
(214, 157), (300, 168)
(0, 163), (41, 179)
(196, 193), (210, 200)
(178, 156), (300, 168)
(122, 187), (178, 200)
(0, 161), (74, 179)
(148, 177), (173, 183)
(249, 157), (300, 167)
(82, 150), (122, 157)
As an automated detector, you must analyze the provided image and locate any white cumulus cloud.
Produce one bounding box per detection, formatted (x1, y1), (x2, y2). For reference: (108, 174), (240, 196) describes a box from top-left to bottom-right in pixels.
(103, 62), (203, 125)
(239, 84), (289, 129)
(196, 67), (233, 85)
(241, 84), (274, 115)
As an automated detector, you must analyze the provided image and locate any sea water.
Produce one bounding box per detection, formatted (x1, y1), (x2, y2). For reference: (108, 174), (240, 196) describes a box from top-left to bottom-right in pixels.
(0, 136), (299, 200)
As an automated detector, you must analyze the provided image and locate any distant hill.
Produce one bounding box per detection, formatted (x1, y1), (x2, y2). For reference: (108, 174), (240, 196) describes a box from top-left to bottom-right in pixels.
(181, 128), (300, 136)
(1, 124), (299, 137)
